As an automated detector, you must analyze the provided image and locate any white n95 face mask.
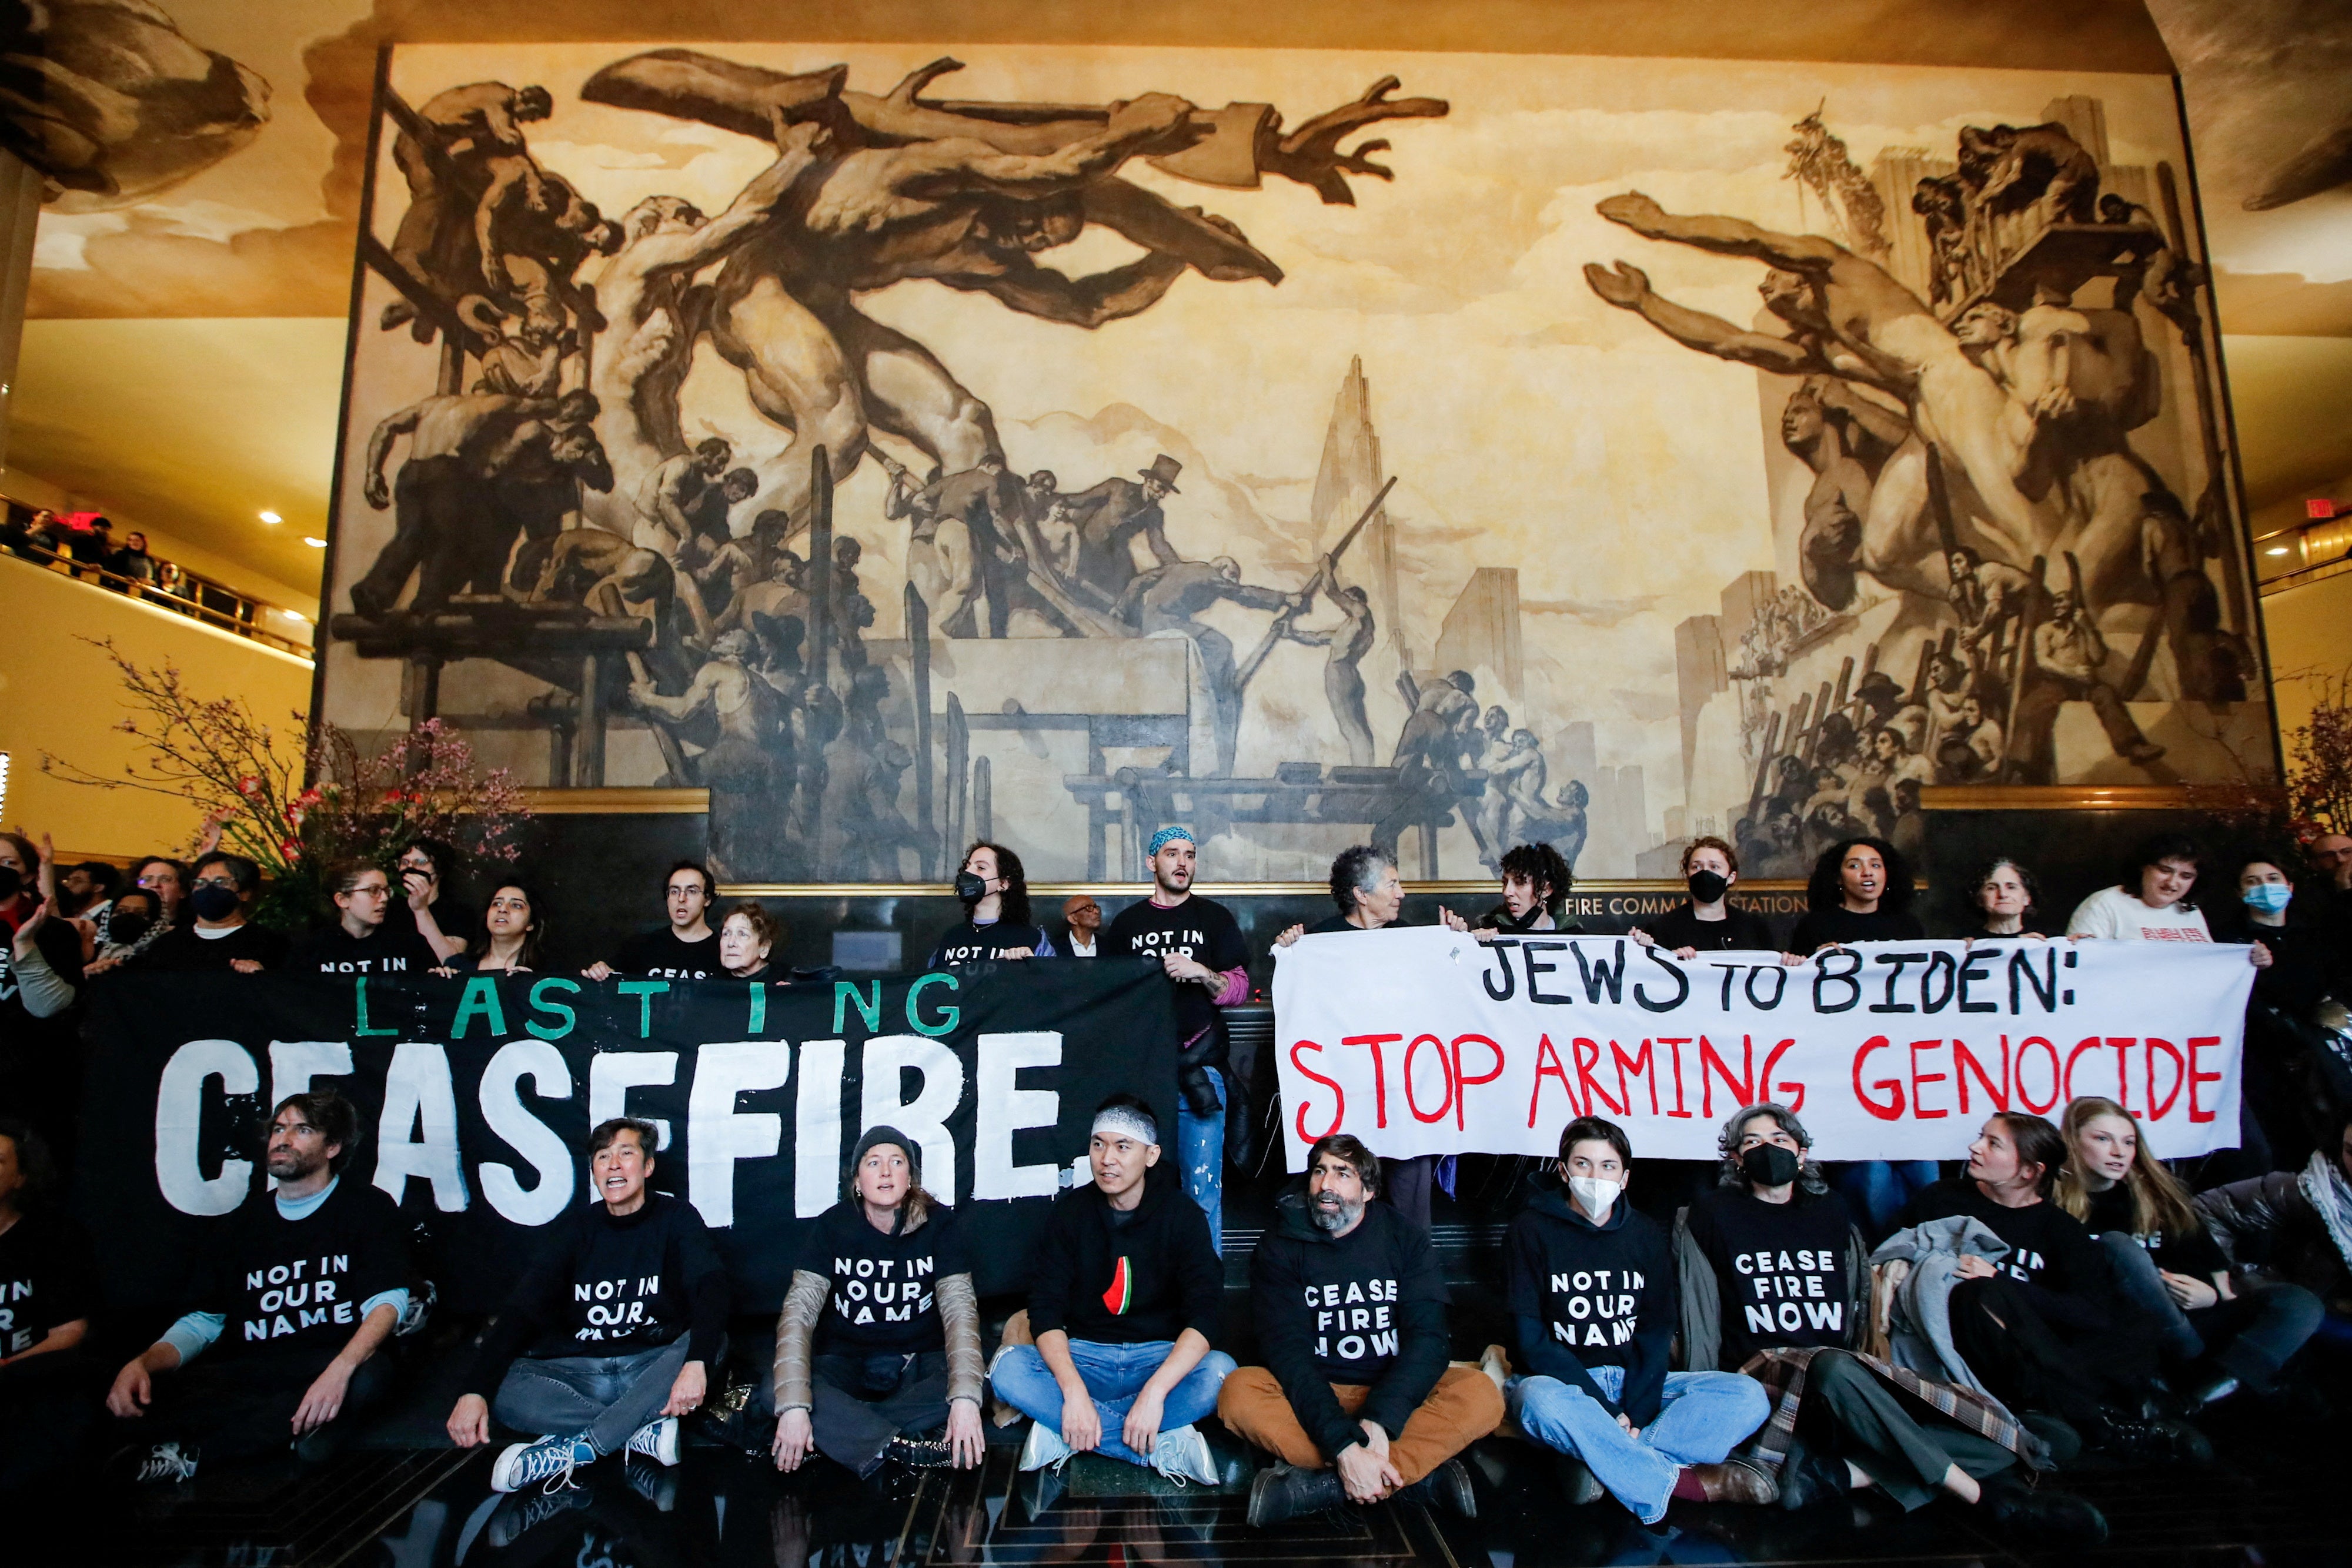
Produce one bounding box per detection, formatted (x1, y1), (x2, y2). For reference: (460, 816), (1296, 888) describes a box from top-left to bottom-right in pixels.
(1569, 1175), (1621, 1222)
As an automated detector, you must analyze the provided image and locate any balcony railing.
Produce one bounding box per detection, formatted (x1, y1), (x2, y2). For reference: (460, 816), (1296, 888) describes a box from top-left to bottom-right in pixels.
(2, 538), (314, 659)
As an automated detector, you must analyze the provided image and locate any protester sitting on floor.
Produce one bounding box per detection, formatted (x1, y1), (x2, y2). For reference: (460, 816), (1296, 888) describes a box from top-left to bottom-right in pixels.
(0, 1117), (96, 1495)
(287, 861), (437, 976)
(1471, 841), (1579, 937)
(447, 1117), (727, 1492)
(1275, 844), (1468, 1230)
(929, 841), (1054, 965)
(1901, 1112), (2196, 1462)
(1102, 825), (1250, 1256)
(106, 1092), (411, 1483)
(1503, 1115), (1773, 1522)
(1632, 836), (1776, 956)
(1955, 857), (2054, 940)
(719, 900), (781, 980)
(1676, 1104), (2105, 1542)
(446, 880), (543, 974)
(143, 851), (288, 972)
(585, 861), (720, 981)
(2196, 1104), (2352, 1349)
(770, 1127), (985, 1478)
(990, 1094), (1231, 1492)
(2056, 1096), (2323, 1412)
(391, 838), (472, 963)
(1220, 1132), (1499, 1526)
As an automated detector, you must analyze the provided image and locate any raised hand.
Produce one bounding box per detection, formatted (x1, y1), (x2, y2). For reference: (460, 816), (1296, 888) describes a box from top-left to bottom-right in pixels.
(1583, 260), (1653, 309)
(1259, 78), (1450, 205)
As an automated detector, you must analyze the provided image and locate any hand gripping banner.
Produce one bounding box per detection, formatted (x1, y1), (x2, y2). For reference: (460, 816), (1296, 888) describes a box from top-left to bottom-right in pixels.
(1274, 928), (2251, 1166)
(78, 964), (1178, 1315)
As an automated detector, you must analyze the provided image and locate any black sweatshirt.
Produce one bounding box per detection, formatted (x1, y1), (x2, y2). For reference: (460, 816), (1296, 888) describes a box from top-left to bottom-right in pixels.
(2079, 1184), (2230, 1282)
(286, 921), (436, 977)
(927, 917), (1050, 968)
(1787, 905), (1924, 953)
(464, 1193), (728, 1396)
(191, 1176), (411, 1363)
(1027, 1162), (1220, 1348)
(1641, 902), (1779, 953)
(0, 1209), (94, 1356)
(807, 1199), (970, 1356)
(1248, 1193), (1449, 1459)
(1504, 1185), (1674, 1425)
(1685, 1186), (1856, 1365)
(141, 922), (290, 972)
(610, 927), (720, 980)
(1903, 1178), (2112, 1332)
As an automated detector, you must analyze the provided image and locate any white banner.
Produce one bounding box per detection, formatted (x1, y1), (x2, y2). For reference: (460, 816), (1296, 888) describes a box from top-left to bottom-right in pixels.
(1272, 929), (2253, 1165)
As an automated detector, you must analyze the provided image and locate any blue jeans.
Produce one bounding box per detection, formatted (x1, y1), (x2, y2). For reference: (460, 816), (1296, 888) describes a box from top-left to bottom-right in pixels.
(493, 1340), (689, 1457)
(990, 1339), (1236, 1468)
(2096, 1231), (2323, 1385)
(1178, 1066), (1225, 1257)
(1837, 1161), (1937, 1242)
(1509, 1366), (1770, 1524)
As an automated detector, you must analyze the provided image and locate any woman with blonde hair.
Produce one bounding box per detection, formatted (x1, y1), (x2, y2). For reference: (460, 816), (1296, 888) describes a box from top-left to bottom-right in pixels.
(769, 1128), (985, 1477)
(2059, 1096), (2322, 1411)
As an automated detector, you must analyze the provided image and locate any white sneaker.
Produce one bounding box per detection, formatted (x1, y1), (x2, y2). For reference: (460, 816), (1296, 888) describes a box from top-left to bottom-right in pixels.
(1018, 1418), (1073, 1473)
(1151, 1425), (1218, 1487)
(133, 1441), (200, 1485)
(626, 1416), (680, 1467)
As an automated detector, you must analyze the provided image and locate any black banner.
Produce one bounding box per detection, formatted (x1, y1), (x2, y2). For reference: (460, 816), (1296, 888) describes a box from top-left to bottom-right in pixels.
(76, 962), (1177, 1315)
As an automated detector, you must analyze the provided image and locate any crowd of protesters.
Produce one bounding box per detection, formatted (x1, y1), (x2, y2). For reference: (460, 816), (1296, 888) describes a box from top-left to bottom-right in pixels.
(1, 818), (2348, 1547)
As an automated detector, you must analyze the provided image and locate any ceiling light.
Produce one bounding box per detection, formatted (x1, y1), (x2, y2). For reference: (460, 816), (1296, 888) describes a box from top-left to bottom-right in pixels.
(259, 510), (281, 524)
(302, 536), (327, 548)
(279, 608), (307, 623)
(2266, 546), (2290, 556)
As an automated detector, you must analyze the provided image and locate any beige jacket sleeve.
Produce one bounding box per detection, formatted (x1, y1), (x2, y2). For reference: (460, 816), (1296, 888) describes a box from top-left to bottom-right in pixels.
(771, 1269), (828, 1413)
(936, 1272), (984, 1409)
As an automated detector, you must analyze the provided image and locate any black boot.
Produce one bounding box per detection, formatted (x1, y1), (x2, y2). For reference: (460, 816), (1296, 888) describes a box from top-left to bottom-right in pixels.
(1979, 1473), (2108, 1547)
(2087, 1407), (2213, 1465)
(1247, 1463), (1347, 1527)
(1404, 1457), (1478, 1517)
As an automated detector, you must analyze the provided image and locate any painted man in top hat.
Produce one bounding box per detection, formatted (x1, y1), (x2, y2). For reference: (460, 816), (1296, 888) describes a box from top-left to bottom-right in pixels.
(1065, 454), (1186, 609)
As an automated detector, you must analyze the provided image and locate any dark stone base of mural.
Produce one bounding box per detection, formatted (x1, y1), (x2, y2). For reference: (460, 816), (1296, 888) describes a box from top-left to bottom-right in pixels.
(1913, 806), (2244, 934)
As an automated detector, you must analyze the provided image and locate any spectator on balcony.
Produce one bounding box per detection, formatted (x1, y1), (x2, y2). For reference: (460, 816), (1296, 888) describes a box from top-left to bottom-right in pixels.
(0, 507), (38, 560)
(71, 517), (113, 580)
(109, 530), (156, 588)
(153, 562), (196, 607)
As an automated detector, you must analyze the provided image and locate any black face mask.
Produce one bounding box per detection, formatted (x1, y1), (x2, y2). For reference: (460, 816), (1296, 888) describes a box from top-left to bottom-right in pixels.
(1499, 902), (1546, 931)
(0, 867), (19, 901)
(1740, 1143), (1802, 1188)
(954, 871), (989, 904)
(189, 884), (243, 922)
(1688, 870), (1730, 904)
(109, 912), (152, 947)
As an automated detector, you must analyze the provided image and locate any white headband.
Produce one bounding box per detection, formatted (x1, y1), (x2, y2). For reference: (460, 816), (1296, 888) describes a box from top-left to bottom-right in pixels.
(1092, 1105), (1159, 1146)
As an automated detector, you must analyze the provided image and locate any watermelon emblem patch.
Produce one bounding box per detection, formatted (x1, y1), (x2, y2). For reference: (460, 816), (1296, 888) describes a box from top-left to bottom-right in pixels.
(1102, 1255), (1133, 1315)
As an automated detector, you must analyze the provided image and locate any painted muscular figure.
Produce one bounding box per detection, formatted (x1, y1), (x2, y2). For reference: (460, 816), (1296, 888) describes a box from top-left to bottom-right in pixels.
(350, 390), (570, 616)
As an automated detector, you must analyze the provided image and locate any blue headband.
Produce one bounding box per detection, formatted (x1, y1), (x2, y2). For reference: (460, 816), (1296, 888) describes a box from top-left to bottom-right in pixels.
(1147, 825), (1196, 858)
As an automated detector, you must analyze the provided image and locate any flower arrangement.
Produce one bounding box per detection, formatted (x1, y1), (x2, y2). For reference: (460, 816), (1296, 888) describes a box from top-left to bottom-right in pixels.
(41, 638), (529, 930)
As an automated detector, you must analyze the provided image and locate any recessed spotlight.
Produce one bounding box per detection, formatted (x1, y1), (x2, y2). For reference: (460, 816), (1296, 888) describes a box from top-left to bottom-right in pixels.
(280, 609), (308, 624)
(259, 510), (281, 524)
(2266, 546), (2290, 556)
(302, 536), (327, 548)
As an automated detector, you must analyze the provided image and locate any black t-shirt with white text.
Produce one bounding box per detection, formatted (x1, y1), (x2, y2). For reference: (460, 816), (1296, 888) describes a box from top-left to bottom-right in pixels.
(1685, 1186), (1855, 1365)
(191, 1177), (410, 1362)
(1104, 895), (1248, 1048)
(286, 922), (436, 978)
(2080, 1183), (2229, 1281)
(611, 927), (720, 981)
(0, 1211), (95, 1356)
(927, 918), (1048, 968)
(807, 1200), (971, 1356)
(1903, 1178), (2112, 1333)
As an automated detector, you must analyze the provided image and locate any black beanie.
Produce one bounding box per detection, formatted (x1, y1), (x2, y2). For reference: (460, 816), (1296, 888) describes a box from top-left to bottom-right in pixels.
(848, 1124), (920, 1189)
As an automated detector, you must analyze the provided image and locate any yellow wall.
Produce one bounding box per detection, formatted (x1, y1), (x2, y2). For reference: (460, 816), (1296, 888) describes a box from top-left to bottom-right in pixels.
(0, 553), (313, 860)
(2259, 571), (2352, 803)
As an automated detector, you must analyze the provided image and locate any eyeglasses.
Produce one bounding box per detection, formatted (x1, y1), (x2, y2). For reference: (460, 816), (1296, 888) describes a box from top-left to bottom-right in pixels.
(193, 875), (237, 890)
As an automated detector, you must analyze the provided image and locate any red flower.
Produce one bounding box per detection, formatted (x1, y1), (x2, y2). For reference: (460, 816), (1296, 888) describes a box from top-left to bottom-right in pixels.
(237, 775), (260, 795)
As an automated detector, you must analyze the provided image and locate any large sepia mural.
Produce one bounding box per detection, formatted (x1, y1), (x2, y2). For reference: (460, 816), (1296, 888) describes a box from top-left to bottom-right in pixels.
(316, 42), (2273, 885)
